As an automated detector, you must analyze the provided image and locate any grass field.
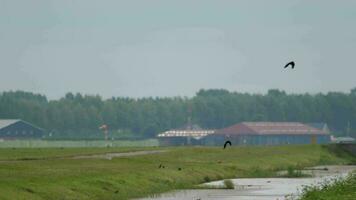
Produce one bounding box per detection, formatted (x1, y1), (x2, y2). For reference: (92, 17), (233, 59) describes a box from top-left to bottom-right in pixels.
(0, 145), (354, 200)
(300, 173), (356, 200)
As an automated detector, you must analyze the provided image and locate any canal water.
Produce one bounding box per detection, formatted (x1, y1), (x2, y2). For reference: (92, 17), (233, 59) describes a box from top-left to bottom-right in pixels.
(136, 165), (356, 200)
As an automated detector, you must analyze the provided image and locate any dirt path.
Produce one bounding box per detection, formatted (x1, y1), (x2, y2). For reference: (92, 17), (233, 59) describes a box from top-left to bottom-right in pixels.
(72, 150), (167, 160)
(0, 150), (168, 162)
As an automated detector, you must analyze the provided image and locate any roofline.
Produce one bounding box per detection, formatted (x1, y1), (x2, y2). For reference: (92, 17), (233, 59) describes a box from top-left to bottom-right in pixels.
(0, 119), (20, 129)
(20, 120), (45, 131)
(210, 133), (330, 136)
(0, 119), (45, 131)
(242, 121), (301, 123)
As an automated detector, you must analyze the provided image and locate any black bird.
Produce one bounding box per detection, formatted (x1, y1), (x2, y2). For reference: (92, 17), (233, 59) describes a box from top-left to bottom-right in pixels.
(284, 61), (295, 69)
(223, 141), (232, 149)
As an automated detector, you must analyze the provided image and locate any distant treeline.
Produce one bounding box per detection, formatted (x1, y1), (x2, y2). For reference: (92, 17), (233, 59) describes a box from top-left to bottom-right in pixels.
(0, 89), (356, 138)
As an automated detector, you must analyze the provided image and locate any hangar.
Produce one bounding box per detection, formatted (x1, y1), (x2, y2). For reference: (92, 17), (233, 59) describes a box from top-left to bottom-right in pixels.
(0, 119), (44, 139)
(203, 122), (331, 146)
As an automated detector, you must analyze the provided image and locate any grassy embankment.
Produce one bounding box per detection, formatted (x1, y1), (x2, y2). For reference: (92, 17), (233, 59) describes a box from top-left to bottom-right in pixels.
(299, 173), (356, 200)
(0, 145), (354, 200)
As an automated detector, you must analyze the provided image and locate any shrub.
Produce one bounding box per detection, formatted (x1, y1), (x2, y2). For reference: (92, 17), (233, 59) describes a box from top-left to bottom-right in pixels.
(203, 176), (211, 182)
(223, 179), (234, 189)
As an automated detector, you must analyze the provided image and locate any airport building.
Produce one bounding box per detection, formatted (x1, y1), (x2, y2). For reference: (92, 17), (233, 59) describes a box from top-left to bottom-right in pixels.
(0, 119), (44, 140)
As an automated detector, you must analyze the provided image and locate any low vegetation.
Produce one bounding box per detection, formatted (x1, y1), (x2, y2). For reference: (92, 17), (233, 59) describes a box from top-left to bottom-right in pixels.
(223, 179), (234, 189)
(0, 145), (353, 200)
(299, 173), (356, 200)
(278, 166), (311, 178)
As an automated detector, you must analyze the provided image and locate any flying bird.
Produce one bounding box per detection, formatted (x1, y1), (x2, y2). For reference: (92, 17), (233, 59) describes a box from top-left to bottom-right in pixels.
(284, 61), (295, 69)
(223, 141), (232, 149)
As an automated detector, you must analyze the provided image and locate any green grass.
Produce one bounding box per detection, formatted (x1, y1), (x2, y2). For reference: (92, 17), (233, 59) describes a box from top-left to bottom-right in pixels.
(299, 172), (356, 200)
(0, 145), (353, 200)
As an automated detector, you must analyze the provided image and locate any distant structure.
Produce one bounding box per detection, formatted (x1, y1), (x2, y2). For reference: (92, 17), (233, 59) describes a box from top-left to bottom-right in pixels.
(307, 123), (330, 133)
(331, 136), (355, 144)
(0, 119), (44, 140)
(157, 124), (215, 146)
(204, 122), (331, 146)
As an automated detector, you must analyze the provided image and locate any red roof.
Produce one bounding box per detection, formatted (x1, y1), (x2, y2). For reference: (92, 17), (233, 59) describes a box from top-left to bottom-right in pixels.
(215, 122), (328, 136)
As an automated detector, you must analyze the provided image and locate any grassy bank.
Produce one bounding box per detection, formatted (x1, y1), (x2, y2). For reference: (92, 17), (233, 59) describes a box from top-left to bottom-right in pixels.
(299, 173), (356, 200)
(0, 145), (353, 200)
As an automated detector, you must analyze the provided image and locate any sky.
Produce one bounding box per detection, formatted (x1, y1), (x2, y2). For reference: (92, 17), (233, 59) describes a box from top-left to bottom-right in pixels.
(1, 0), (356, 99)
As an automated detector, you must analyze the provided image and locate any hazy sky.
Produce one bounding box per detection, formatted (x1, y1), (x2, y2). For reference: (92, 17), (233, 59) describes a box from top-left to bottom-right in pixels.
(1, 0), (356, 99)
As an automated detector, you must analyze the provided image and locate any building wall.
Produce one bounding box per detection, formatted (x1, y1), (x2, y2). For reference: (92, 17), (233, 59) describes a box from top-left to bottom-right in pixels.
(0, 121), (44, 139)
(203, 134), (331, 146)
(158, 137), (203, 146)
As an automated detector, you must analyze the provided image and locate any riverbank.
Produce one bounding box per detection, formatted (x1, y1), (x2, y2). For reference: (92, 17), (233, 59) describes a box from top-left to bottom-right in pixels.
(0, 145), (354, 200)
(299, 171), (356, 200)
(137, 165), (356, 200)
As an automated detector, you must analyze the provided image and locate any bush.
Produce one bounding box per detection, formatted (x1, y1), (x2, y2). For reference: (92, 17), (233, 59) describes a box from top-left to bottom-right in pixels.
(223, 179), (234, 189)
(203, 176), (211, 182)
(285, 166), (309, 178)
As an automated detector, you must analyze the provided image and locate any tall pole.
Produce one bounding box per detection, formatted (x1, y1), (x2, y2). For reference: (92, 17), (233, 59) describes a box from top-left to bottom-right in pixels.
(187, 101), (192, 145)
(187, 102), (192, 130)
(347, 121), (351, 137)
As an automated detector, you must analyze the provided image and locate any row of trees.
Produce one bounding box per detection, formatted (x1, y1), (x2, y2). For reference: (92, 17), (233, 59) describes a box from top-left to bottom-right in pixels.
(0, 88), (355, 139)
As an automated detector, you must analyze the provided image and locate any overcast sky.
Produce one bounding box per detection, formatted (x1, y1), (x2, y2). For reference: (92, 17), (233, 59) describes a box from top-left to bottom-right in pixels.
(1, 0), (356, 99)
